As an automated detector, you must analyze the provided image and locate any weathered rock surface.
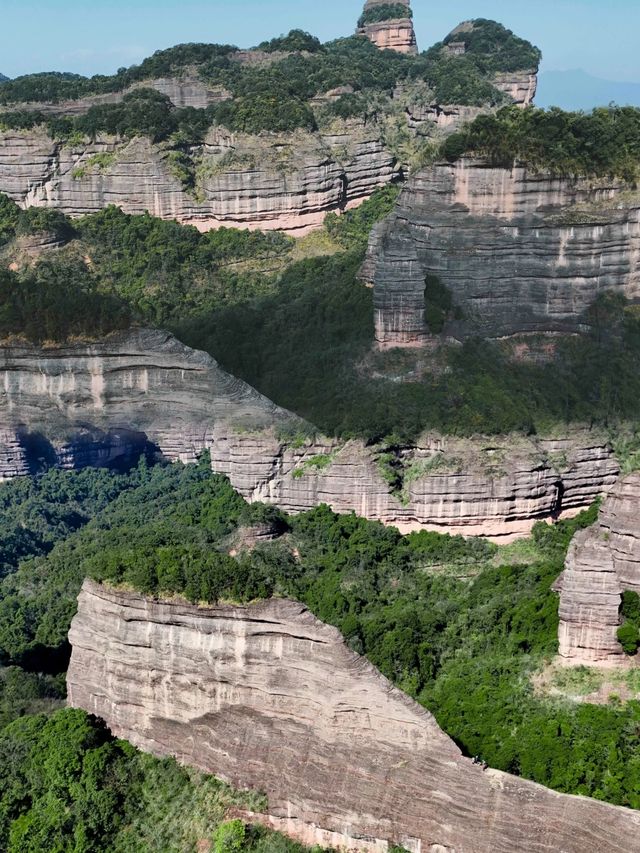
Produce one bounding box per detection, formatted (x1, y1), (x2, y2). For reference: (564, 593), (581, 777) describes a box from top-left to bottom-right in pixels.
(357, 1), (418, 55)
(0, 331), (619, 536)
(365, 157), (640, 346)
(212, 429), (619, 539)
(67, 580), (640, 852)
(0, 122), (398, 234)
(1, 75), (231, 117)
(556, 472), (640, 664)
(0, 328), (299, 477)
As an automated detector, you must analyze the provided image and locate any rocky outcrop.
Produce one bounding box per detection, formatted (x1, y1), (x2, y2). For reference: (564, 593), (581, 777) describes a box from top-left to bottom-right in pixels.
(0, 328), (300, 478)
(212, 429), (619, 539)
(67, 580), (640, 852)
(357, 0), (418, 55)
(556, 472), (640, 664)
(0, 122), (398, 234)
(365, 157), (640, 346)
(0, 331), (619, 536)
(1, 75), (231, 117)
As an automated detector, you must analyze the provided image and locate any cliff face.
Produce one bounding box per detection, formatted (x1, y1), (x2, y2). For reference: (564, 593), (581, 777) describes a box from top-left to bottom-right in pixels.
(365, 158), (640, 346)
(556, 472), (640, 665)
(67, 580), (640, 853)
(0, 331), (619, 537)
(0, 123), (397, 234)
(0, 328), (299, 475)
(1, 75), (231, 117)
(357, 1), (418, 55)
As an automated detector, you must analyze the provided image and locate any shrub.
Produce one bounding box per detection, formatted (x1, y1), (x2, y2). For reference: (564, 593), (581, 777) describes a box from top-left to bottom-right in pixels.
(358, 4), (413, 28)
(617, 621), (640, 655)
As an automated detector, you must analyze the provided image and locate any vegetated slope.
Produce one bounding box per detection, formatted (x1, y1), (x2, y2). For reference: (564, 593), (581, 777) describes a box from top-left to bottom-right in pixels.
(442, 104), (640, 181)
(3, 175), (640, 443)
(0, 459), (639, 809)
(0, 462), (327, 853)
(0, 20), (539, 128)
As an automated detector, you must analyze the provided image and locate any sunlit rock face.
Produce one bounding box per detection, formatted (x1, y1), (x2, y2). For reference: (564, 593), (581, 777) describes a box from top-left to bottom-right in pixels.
(365, 157), (640, 347)
(356, 0), (418, 55)
(556, 472), (640, 665)
(0, 331), (619, 537)
(0, 123), (398, 235)
(67, 580), (640, 853)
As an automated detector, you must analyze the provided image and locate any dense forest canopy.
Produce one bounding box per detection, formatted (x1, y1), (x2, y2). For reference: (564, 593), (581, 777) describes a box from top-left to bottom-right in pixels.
(3, 187), (640, 440)
(0, 19), (540, 136)
(440, 18), (542, 74)
(358, 4), (414, 28)
(443, 104), (640, 181)
(0, 460), (638, 814)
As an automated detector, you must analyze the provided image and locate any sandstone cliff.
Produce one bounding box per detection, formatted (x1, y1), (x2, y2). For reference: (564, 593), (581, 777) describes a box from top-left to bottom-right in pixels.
(357, 0), (418, 55)
(0, 122), (397, 234)
(67, 580), (640, 852)
(365, 157), (640, 346)
(0, 330), (619, 537)
(0, 328), (300, 475)
(556, 472), (640, 664)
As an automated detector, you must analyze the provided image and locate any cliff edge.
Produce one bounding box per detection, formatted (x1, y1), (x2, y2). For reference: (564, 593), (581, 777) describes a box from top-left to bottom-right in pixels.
(67, 580), (640, 852)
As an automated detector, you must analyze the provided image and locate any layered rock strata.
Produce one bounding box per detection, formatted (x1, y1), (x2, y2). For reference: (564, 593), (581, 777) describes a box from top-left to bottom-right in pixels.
(365, 158), (640, 346)
(0, 122), (397, 234)
(0, 328), (299, 478)
(357, 0), (418, 55)
(0, 331), (619, 536)
(67, 580), (640, 853)
(1, 75), (231, 117)
(556, 472), (640, 664)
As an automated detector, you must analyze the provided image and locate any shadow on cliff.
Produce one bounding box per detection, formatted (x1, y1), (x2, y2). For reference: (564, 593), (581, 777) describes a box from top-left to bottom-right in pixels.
(19, 429), (162, 476)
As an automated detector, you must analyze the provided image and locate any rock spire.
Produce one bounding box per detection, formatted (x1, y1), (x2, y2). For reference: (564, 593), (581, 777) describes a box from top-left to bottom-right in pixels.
(356, 0), (418, 55)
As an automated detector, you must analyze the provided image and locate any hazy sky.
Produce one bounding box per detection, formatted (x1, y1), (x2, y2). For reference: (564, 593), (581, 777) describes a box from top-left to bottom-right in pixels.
(1, 0), (639, 83)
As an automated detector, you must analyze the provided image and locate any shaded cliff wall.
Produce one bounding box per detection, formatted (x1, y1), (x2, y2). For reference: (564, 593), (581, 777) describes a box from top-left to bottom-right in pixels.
(67, 581), (640, 853)
(556, 472), (640, 664)
(0, 331), (619, 537)
(0, 122), (398, 234)
(365, 158), (640, 346)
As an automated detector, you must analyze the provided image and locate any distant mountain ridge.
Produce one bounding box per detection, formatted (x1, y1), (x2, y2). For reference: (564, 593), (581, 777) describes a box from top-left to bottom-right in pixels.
(0, 74), (9, 82)
(537, 69), (640, 110)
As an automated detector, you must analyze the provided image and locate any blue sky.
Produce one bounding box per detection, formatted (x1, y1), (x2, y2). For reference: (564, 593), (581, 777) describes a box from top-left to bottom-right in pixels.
(1, 0), (639, 84)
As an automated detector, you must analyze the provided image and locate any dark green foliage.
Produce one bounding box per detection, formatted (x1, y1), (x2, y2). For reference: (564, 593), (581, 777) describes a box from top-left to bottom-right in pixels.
(621, 591), (640, 623)
(0, 193), (74, 246)
(0, 467), (143, 578)
(358, 4), (413, 28)
(441, 19), (542, 73)
(0, 668), (64, 731)
(424, 274), (453, 333)
(0, 261), (131, 343)
(618, 591), (640, 655)
(257, 30), (323, 53)
(443, 105), (640, 181)
(75, 206), (293, 323)
(325, 184), (400, 249)
(617, 621), (640, 655)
